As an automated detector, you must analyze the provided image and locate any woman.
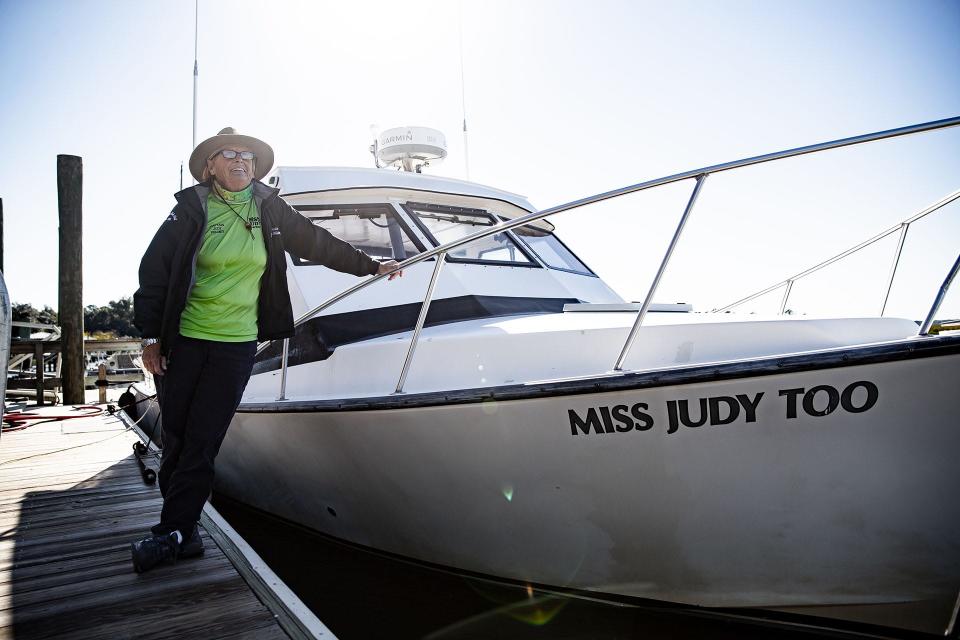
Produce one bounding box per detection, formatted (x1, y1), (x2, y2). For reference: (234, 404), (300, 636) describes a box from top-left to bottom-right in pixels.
(131, 127), (401, 573)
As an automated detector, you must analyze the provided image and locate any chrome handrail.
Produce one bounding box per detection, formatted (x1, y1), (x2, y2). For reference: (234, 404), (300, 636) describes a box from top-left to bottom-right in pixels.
(277, 338), (290, 400)
(614, 174), (707, 370)
(879, 222), (909, 317)
(918, 252), (960, 336)
(714, 188), (960, 314)
(262, 115), (960, 398)
(395, 253), (446, 393)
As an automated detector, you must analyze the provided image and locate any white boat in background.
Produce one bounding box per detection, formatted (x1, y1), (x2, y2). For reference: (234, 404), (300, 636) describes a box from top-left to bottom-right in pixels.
(133, 119), (960, 635)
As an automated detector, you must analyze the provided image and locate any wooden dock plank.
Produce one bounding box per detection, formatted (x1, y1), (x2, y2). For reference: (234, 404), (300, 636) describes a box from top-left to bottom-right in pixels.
(2, 574), (267, 640)
(0, 409), (305, 640)
(217, 622), (294, 640)
(0, 519), (159, 572)
(1, 539), (231, 605)
(0, 515), (159, 566)
(2, 561), (237, 615)
(0, 483), (156, 512)
(1, 498), (161, 534)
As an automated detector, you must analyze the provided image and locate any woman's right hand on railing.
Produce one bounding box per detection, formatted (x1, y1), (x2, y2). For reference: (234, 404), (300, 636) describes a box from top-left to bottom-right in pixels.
(378, 260), (404, 280)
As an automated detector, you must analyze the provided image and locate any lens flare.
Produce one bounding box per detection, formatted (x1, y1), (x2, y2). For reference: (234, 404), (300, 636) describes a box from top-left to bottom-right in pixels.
(461, 581), (569, 630)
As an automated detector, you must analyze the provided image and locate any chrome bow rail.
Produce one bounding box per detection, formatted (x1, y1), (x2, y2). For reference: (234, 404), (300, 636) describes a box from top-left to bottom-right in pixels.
(264, 115), (960, 399)
(714, 188), (960, 316)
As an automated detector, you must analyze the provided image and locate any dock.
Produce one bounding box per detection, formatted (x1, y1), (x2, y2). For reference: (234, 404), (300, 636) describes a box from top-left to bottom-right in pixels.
(0, 404), (333, 639)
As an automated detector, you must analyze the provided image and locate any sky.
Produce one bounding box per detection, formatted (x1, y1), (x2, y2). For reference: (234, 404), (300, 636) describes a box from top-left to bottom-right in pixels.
(0, 0), (958, 320)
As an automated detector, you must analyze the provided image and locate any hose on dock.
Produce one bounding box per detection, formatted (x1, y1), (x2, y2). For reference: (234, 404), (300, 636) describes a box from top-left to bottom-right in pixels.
(2, 405), (103, 432)
(2, 386), (161, 485)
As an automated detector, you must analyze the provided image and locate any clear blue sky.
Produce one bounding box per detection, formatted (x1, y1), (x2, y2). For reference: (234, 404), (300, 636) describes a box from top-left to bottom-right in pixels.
(1, 0), (958, 318)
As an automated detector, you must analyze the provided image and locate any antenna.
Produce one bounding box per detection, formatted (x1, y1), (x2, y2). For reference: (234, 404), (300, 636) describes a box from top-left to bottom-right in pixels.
(458, 0), (470, 179)
(191, 0), (199, 183)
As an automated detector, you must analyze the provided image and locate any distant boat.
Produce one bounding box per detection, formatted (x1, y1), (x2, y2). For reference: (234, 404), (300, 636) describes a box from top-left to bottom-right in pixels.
(86, 352), (141, 376)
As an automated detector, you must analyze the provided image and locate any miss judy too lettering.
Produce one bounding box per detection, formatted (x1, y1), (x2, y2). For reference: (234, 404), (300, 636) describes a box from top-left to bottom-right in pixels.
(567, 380), (879, 436)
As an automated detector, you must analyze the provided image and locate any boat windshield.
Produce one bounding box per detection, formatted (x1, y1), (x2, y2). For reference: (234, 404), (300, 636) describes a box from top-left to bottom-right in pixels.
(406, 203), (536, 266)
(512, 225), (594, 276)
(294, 205), (423, 264)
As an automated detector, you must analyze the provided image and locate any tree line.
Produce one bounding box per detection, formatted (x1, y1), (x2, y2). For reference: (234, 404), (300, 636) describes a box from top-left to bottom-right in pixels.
(12, 297), (140, 338)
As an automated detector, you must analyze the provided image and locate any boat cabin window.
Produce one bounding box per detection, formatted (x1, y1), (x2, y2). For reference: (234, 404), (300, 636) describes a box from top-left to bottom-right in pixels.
(406, 203), (537, 267)
(292, 204), (423, 265)
(512, 225), (594, 276)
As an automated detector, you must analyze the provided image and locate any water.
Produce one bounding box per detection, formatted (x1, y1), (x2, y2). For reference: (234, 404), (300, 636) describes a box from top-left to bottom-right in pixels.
(211, 495), (838, 640)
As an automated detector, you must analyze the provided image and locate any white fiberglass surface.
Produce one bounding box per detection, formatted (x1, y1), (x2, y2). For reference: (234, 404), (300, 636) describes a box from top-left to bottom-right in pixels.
(391, 310), (919, 336)
(244, 313), (920, 402)
(274, 167), (535, 213)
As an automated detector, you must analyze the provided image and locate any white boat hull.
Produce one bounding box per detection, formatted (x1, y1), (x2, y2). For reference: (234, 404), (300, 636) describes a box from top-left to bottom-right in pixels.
(214, 339), (960, 630)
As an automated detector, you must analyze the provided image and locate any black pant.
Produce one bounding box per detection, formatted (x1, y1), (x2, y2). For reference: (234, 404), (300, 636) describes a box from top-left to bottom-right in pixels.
(152, 335), (256, 539)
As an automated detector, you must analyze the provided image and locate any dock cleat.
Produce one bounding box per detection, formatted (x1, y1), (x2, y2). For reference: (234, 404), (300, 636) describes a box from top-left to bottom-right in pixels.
(130, 532), (180, 573)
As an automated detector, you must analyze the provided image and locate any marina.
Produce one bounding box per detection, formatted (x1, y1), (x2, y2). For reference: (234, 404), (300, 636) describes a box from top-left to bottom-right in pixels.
(2, 2), (960, 637)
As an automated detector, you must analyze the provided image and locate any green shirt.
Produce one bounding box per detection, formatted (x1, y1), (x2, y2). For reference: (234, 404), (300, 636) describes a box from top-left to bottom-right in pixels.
(179, 185), (267, 342)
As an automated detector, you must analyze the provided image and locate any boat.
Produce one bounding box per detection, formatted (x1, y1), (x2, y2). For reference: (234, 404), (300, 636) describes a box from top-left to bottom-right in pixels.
(132, 120), (960, 635)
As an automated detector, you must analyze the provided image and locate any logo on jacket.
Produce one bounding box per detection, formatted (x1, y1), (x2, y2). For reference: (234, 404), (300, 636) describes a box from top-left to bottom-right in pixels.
(166, 210), (178, 221)
(270, 226), (281, 237)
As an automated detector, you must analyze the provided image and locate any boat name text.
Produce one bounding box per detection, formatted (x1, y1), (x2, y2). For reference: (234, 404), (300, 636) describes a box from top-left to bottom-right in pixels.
(568, 380), (879, 436)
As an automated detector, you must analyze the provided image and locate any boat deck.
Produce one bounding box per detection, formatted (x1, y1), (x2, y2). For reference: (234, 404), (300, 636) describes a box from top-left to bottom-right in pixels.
(0, 405), (330, 640)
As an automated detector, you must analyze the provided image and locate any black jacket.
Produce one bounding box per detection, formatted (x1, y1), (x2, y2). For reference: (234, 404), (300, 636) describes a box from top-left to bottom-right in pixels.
(134, 180), (380, 353)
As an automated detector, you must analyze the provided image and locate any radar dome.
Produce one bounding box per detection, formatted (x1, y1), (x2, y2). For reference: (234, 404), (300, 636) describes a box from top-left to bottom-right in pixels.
(375, 126), (447, 172)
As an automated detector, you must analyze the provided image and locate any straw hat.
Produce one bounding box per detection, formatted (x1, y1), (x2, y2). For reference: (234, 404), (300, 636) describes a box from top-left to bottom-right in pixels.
(189, 127), (275, 182)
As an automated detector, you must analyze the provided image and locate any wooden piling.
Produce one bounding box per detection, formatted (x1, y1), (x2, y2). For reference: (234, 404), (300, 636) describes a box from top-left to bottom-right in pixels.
(34, 342), (45, 406)
(57, 155), (84, 405)
(97, 363), (108, 404)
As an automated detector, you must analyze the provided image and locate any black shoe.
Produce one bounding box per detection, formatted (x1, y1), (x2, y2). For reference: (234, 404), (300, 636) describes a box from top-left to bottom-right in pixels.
(180, 523), (204, 558)
(131, 532), (180, 573)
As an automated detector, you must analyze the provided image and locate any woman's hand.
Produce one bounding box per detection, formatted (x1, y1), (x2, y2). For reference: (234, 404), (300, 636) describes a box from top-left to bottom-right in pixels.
(142, 343), (167, 377)
(378, 260), (403, 280)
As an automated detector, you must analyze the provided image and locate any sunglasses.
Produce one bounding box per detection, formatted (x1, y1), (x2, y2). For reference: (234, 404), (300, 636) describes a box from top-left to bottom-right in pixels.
(214, 149), (255, 160)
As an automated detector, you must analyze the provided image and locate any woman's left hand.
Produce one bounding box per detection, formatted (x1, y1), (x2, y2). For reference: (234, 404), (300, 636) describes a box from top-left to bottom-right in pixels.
(378, 260), (403, 280)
